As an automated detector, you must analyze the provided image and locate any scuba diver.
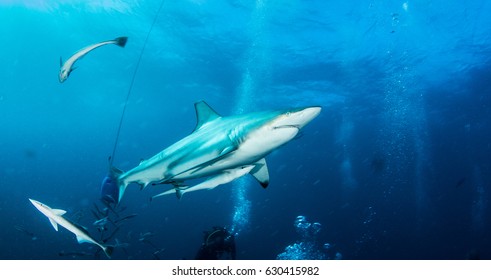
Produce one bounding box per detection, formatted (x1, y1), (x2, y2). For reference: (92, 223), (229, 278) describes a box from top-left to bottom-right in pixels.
(195, 226), (236, 260)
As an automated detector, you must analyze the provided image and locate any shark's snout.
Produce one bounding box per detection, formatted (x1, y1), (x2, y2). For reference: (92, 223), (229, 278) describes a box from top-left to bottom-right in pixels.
(283, 106), (322, 129)
(29, 198), (45, 212)
(59, 72), (67, 83)
(300, 106), (322, 125)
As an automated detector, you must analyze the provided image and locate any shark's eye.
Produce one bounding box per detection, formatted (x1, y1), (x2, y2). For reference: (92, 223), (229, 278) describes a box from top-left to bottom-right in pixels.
(286, 112), (291, 117)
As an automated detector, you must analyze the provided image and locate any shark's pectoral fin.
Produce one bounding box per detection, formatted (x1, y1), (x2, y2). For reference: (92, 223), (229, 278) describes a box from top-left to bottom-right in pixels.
(49, 218), (59, 231)
(250, 158), (270, 188)
(176, 188), (185, 200)
(68, 67), (78, 77)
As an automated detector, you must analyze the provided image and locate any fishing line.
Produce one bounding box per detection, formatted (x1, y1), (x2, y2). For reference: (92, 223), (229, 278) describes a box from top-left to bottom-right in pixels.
(109, 0), (165, 166)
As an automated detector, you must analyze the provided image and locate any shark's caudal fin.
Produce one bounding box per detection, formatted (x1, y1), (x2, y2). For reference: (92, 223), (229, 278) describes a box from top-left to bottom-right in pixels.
(103, 245), (114, 259)
(114, 36), (128, 48)
(101, 162), (125, 204)
(108, 166), (126, 203)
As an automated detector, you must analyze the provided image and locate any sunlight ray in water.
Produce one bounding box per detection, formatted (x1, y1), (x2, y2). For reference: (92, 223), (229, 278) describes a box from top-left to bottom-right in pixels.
(230, 0), (271, 235)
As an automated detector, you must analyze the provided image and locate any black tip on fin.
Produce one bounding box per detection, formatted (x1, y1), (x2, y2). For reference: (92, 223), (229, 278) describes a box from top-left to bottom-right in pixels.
(260, 181), (269, 189)
(104, 246), (114, 258)
(115, 36), (128, 47)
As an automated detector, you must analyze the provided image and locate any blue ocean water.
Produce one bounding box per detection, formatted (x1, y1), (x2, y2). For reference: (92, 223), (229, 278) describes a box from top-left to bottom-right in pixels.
(0, 0), (490, 260)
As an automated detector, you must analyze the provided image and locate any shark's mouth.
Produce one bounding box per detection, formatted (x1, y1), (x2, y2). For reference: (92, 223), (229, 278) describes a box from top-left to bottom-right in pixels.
(273, 125), (300, 130)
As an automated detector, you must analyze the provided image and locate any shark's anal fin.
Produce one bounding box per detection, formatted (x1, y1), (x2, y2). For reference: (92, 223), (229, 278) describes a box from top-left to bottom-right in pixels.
(193, 101), (221, 131)
(49, 218), (59, 231)
(251, 158), (270, 188)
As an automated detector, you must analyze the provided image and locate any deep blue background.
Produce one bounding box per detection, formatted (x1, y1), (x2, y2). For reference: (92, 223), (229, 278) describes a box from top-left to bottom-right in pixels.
(0, 0), (490, 260)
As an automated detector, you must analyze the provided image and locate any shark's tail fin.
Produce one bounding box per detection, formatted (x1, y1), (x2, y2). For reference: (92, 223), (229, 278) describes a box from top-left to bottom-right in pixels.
(103, 245), (115, 259)
(116, 178), (128, 205)
(114, 36), (128, 48)
(107, 165), (127, 204)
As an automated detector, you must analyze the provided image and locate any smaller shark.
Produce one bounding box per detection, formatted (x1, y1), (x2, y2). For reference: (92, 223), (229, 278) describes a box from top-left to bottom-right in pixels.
(151, 165), (255, 200)
(29, 198), (113, 258)
(59, 36), (128, 83)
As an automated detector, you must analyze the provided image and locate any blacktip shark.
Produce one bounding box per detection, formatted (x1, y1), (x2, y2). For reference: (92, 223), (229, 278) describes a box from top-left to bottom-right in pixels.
(29, 198), (113, 258)
(112, 101), (321, 202)
(59, 36), (128, 83)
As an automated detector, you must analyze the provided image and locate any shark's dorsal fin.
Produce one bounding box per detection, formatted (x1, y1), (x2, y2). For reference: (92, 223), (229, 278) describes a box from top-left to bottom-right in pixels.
(251, 158), (270, 188)
(194, 101), (221, 131)
(52, 209), (67, 216)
